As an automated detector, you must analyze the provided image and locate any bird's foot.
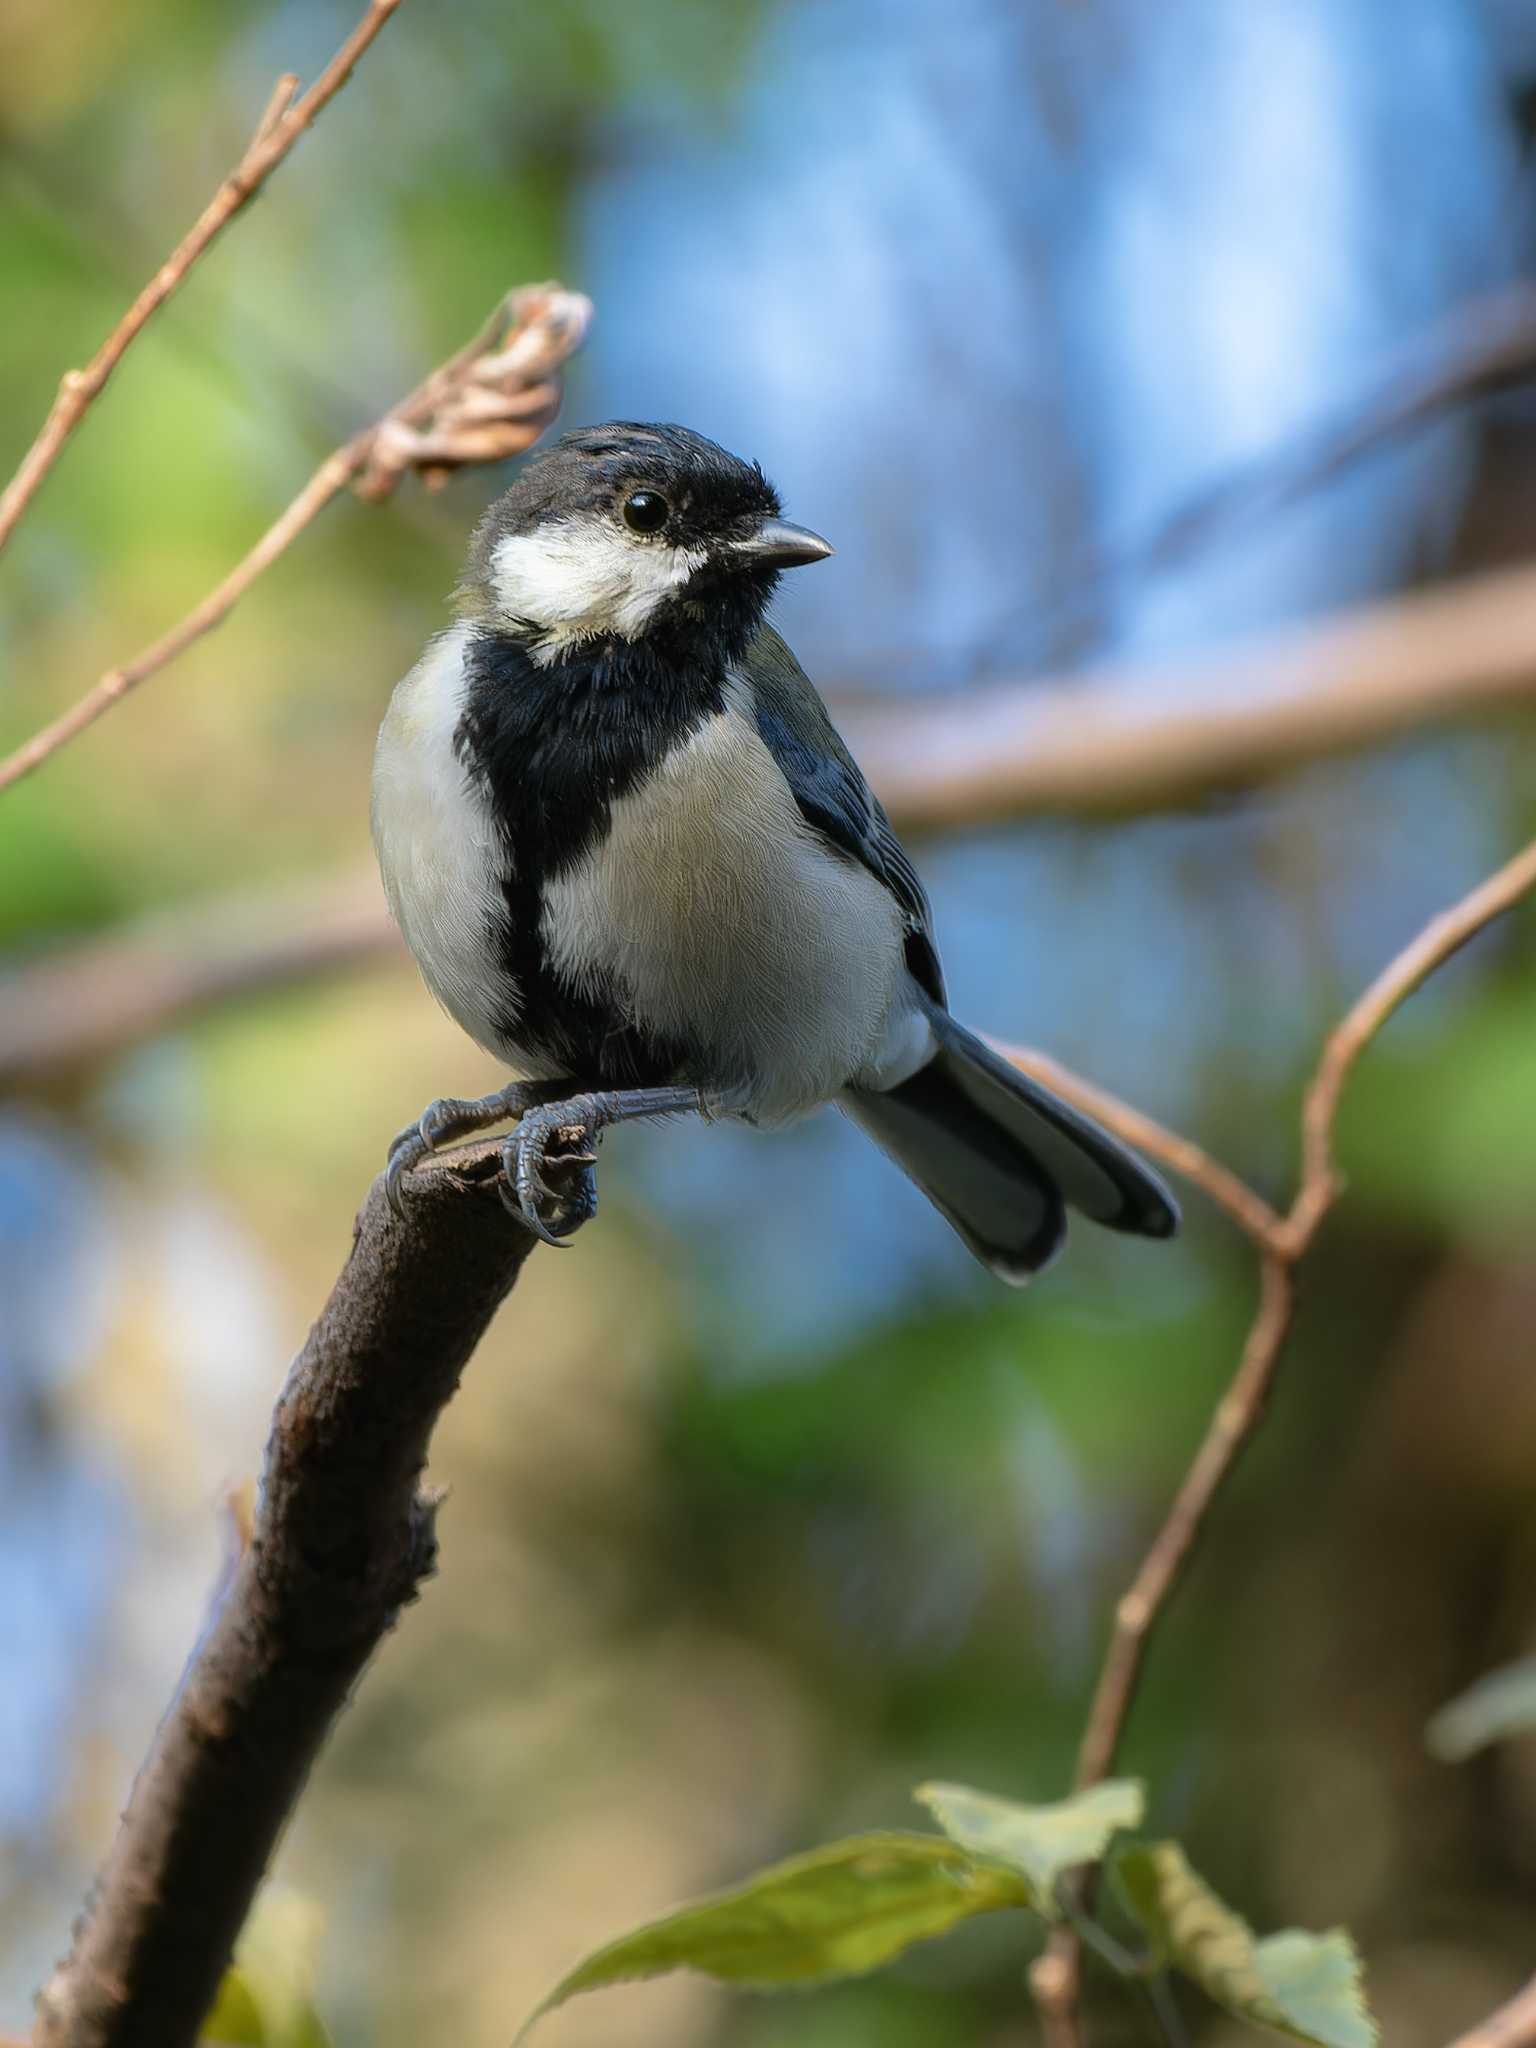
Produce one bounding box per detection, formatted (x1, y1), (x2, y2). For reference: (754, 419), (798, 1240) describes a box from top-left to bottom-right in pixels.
(500, 1086), (703, 1246)
(384, 1079), (570, 1219)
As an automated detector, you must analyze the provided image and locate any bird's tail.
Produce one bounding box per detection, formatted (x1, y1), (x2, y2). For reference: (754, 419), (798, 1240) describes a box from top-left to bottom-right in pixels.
(842, 1006), (1179, 1284)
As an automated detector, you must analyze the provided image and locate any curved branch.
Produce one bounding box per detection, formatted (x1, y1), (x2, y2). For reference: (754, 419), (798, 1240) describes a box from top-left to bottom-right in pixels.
(1034, 830), (1536, 2035)
(33, 1142), (545, 2048)
(996, 1042), (1284, 1250)
(1448, 1974), (1536, 2048)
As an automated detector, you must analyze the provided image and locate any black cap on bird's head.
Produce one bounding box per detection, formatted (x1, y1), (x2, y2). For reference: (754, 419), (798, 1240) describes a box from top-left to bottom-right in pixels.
(462, 421), (832, 658)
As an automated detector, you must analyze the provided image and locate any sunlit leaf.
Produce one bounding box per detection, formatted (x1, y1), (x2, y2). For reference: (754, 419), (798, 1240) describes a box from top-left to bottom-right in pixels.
(201, 1969), (266, 2046)
(1117, 1842), (1377, 2048)
(1427, 1656), (1536, 1762)
(520, 1830), (1033, 2037)
(199, 1892), (333, 2048)
(914, 1779), (1144, 1912)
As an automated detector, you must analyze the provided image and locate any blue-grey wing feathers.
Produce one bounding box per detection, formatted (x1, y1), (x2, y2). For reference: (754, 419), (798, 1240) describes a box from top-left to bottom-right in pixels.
(745, 623), (1179, 1280)
(747, 625), (946, 1005)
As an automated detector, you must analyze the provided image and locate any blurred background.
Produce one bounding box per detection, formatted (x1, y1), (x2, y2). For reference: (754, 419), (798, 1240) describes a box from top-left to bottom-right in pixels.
(3, 0), (1536, 2040)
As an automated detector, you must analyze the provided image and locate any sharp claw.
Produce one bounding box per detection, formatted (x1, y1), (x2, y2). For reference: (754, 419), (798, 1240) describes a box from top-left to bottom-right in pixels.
(496, 1106), (605, 1247)
(384, 1135), (425, 1219)
(523, 1195), (570, 1248)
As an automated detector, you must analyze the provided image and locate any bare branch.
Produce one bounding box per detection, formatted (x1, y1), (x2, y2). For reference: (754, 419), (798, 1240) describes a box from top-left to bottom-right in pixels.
(1446, 1974), (1536, 2048)
(844, 557), (1536, 828)
(0, 871), (394, 1086)
(997, 1043), (1284, 1250)
(1033, 828), (1536, 2033)
(1289, 835), (1536, 1250)
(0, 286), (591, 795)
(0, 2), (406, 555)
(31, 1139), (555, 2048)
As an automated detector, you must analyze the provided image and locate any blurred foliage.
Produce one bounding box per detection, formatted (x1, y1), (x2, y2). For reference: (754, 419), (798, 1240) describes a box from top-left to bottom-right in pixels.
(529, 1783), (1380, 2048)
(202, 1891), (333, 2048)
(1117, 1843), (1375, 2048)
(1, 2), (1535, 2047)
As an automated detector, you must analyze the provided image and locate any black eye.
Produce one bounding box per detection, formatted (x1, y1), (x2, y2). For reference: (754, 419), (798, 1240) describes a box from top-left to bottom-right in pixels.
(622, 490), (669, 535)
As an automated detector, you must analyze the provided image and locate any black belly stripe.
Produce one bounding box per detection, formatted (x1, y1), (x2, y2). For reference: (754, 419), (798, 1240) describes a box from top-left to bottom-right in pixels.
(455, 624), (727, 1085)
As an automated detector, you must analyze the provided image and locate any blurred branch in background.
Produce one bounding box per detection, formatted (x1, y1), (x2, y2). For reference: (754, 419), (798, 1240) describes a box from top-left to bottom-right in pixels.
(1136, 280), (1536, 577)
(0, 870), (394, 1087)
(1028, 830), (1536, 2047)
(0, 0), (406, 558)
(846, 555), (1536, 826)
(31, 1141), (563, 2048)
(7, 263), (1536, 818)
(0, 284), (591, 796)
(5, 549), (1536, 1090)
(1450, 1975), (1536, 2048)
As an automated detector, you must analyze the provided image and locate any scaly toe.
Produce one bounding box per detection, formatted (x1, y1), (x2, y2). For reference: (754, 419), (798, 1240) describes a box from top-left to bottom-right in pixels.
(498, 1170), (569, 1246)
(498, 1125), (567, 1246)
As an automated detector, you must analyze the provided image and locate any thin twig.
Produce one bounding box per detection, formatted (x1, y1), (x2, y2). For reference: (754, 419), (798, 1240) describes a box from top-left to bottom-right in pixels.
(1447, 1974), (1536, 2048)
(1288, 835), (1536, 1250)
(0, 444), (364, 791)
(1028, 1948), (1086, 2048)
(1033, 831), (1536, 2036)
(997, 1043), (1284, 1250)
(1072, 1252), (1295, 1787)
(0, 286), (591, 795)
(250, 74), (302, 150)
(0, 1), (405, 555)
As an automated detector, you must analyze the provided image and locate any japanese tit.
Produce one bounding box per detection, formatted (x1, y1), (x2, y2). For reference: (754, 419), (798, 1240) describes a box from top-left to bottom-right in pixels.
(372, 421), (1177, 1279)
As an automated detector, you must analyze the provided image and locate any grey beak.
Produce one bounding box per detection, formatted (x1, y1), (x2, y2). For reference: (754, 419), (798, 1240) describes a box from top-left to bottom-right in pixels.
(731, 518), (834, 569)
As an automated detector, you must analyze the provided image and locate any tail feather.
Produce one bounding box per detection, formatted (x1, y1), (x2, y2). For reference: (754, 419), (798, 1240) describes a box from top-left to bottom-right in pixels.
(845, 1007), (1179, 1284)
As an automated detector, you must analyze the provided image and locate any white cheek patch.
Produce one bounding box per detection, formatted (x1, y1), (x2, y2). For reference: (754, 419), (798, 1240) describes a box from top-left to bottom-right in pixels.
(491, 520), (705, 656)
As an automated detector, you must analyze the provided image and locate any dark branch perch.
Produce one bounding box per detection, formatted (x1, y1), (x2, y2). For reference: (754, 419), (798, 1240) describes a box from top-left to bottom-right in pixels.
(33, 1141), (549, 2048)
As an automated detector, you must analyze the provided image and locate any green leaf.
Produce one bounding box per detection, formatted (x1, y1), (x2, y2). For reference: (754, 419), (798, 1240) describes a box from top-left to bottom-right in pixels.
(201, 1970), (266, 2046)
(914, 1779), (1145, 1913)
(200, 1892), (333, 2048)
(1117, 1842), (1377, 2048)
(1427, 1656), (1536, 1762)
(520, 1830), (1033, 2037)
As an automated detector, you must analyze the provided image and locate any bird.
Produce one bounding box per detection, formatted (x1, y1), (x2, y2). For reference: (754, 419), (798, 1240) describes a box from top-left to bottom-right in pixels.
(371, 421), (1178, 1280)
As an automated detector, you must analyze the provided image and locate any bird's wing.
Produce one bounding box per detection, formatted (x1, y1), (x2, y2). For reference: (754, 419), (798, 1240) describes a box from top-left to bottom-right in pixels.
(745, 624), (946, 1006)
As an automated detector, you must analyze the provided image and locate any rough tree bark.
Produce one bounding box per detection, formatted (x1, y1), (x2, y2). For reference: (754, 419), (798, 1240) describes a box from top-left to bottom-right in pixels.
(33, 1140), (557, 2048)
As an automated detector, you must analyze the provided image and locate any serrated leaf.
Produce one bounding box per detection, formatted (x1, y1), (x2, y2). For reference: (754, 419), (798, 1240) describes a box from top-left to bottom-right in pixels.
(1427, 1656), (1536, 1762)
(519, 1830), (1033, 2038)
(1117, 1842), (1377, 2048)
(914, 1779), (1144, 1912)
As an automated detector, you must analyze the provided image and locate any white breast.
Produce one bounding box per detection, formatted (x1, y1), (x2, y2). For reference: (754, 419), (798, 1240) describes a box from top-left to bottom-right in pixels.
(371, 626), (523, 1063)
(540, 688), (912, 1123)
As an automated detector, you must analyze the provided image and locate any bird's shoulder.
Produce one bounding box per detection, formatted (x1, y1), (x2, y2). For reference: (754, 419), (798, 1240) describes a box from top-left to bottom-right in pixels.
(741, 625), (945, 1006)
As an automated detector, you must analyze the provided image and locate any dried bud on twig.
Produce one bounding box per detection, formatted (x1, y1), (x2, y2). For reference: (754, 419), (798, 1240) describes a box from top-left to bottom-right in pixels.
(355, 284), (593, 499)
